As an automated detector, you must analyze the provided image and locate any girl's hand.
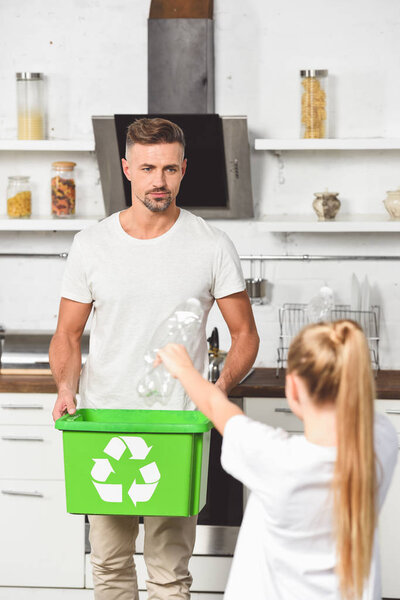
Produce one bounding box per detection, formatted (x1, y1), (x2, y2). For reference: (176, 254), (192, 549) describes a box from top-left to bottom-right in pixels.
(154, 343), (194, 379)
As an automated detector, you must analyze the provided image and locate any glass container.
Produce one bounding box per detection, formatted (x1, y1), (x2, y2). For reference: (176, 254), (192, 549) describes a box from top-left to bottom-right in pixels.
(7, 176), (32, 218)
(16, 72), (45, 140)
(300, 69), (328, 139)
(51, 162), (76, 217)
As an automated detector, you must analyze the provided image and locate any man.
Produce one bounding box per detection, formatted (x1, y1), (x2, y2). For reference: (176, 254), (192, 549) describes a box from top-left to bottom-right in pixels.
(50, 117), (259, 600)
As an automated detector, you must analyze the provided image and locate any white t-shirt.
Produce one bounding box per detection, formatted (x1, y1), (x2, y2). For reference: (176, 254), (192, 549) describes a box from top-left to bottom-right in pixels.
(221, 412), (398, 600)
(61, 208), (245, 410)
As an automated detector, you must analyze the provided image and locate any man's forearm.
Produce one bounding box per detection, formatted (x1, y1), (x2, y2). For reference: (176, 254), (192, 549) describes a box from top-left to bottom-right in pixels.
(216, 330), (259, 394)
(49, 332), (82, 394)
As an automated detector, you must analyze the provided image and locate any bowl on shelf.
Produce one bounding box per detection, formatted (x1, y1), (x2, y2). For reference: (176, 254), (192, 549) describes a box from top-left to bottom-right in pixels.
(383, 188), (400, 219)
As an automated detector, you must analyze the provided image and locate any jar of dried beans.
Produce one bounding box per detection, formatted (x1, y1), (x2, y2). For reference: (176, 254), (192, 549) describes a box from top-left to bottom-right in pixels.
(51, 161), (76, 217)
(300, 69), (328, 139)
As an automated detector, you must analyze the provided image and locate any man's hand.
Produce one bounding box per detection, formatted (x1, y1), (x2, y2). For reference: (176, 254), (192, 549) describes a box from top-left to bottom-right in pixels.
(52, 389), (77, 422)
(155, 343), (194, 379)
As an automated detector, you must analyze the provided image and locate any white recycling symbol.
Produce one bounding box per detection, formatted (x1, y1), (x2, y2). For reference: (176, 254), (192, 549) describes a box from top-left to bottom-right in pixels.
(91, 436), (161, 506)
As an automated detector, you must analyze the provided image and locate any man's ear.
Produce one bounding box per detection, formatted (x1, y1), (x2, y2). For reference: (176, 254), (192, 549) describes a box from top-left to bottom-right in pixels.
(121, 158), (132, 182)
(285, 373), (304, 420)
(181, 158), (187, 178)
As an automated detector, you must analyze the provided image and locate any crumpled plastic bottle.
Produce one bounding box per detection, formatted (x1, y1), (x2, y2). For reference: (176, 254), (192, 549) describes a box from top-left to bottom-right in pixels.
(137, 298), (204, 405)
(306, 285), (334, 323)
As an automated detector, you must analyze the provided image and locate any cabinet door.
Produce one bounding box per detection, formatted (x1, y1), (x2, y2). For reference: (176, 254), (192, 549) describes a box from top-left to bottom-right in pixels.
(378, 447), (400, 599)
(0, 425), (64, 480)
(376, 400), (400, 599)
(0, 480), (84, 588)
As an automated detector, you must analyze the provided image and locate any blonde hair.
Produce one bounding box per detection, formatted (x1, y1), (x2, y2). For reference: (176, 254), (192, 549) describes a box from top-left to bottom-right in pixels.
(287, 320), (376, 599)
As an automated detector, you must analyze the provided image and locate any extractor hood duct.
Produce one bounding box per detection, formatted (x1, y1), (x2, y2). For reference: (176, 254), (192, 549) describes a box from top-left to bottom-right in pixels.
(148, 0), (214, 113)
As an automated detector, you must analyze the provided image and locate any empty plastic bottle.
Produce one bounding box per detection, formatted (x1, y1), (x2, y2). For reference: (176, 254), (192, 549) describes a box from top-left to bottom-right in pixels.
(137, 298), (204, 405)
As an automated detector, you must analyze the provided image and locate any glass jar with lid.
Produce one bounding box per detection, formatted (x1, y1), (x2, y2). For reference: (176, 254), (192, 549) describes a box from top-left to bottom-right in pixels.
(7, 176), (32, 218)
(51, 162), (76, 217)
(16, 72), (45, 140)
(300, 69), (328, 139)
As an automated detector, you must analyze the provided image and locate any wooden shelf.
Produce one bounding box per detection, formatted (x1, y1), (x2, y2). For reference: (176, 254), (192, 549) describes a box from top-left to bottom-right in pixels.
(254, 138), (400, 151)
(0, 217), (102, 231)
(259, 214), (400, 232)
(0, 140), (95, 151)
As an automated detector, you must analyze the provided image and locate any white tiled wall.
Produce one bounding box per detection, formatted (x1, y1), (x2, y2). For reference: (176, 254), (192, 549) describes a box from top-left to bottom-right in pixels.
(1, 0), (400, 367)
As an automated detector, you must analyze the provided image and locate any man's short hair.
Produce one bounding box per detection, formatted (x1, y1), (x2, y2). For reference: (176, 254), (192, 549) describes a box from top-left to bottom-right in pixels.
(126, 117), (185, 157)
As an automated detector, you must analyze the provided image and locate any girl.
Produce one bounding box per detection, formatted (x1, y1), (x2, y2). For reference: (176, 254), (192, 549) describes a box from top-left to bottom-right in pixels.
(156, 320), (398, 600)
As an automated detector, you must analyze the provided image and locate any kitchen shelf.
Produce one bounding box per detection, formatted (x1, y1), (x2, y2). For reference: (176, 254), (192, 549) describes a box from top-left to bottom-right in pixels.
(254, 138), (400, 151)
(0, 139), (95, 151)
(259, 214), (400, 232)
(0, 217), (102, 231)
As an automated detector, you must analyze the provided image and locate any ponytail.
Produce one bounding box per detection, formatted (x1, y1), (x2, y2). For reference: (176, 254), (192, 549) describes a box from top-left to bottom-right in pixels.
(333, 322), (376, 599)
(287, 320), (376, 599)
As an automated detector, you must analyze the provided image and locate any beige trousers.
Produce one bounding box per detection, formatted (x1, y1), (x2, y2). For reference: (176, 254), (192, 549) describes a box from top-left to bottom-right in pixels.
(88, 514), (197, 600)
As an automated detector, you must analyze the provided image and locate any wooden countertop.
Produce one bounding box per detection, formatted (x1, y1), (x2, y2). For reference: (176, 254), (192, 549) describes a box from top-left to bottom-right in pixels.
(230, 368), (400, 400)
(1, 368), (400, 399)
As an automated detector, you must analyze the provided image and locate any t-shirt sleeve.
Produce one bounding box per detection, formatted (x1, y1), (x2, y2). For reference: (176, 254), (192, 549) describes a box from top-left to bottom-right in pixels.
(221, 414), (289, 493)
(211, 232), (245, 299)
(61, 234), (93, 303)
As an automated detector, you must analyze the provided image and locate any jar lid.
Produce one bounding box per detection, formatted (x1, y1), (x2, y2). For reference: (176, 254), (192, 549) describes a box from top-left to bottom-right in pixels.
(52, 161), (76, 170)
(8, 175), (30, 181)
(16, 72), (43, 80)
(300, 69), (328, 77)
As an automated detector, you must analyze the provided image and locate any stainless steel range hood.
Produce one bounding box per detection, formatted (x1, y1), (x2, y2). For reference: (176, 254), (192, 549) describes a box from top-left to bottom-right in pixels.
(92, 114), (253, 219)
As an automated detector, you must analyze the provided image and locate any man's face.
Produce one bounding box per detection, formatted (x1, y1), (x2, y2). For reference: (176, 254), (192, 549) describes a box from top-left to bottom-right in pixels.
(121, 142), (186, 213)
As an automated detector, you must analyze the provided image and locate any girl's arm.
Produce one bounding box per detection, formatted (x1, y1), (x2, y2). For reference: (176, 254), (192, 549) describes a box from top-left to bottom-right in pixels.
(155, 344), (243, 435)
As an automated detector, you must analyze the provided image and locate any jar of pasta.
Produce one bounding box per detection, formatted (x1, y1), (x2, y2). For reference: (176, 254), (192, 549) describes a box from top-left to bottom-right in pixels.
(16, 72), (45, 140)
(7, 176), (32, 218)
(300, 69), (328, 139)
(51, 162), (76, 217)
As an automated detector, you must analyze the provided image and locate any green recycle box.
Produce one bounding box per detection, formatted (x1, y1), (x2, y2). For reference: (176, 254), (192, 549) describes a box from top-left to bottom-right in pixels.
(55, 409), (213, 517)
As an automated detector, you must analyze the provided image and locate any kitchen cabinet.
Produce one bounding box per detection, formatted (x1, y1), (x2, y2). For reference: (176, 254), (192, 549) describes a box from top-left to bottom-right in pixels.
(243, 397), (400, 600)
(0, 393), (85, 589)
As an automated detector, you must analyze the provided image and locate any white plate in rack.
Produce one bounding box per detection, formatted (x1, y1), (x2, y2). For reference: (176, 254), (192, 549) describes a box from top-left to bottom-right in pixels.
(351, 273), (361, 311)
(361, 275), (371, 312)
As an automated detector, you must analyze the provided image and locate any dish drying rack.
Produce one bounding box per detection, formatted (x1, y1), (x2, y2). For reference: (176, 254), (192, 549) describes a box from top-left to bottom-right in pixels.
(277, 304), (380, 375)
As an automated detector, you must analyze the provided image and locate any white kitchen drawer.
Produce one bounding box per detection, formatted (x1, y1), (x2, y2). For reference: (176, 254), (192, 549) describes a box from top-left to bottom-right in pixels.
(375, 399), (400, 434)
(0, 479), (85, 588)
(0, 393), (56, 425)
(243, 397), (304, 433)
(0, 425), (64, 480)
(85, 553), (231, 592)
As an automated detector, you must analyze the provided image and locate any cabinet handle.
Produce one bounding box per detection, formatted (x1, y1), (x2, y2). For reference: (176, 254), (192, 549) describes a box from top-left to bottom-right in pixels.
(1, 404), (44, 410)
(1, 435), (44, 442)
(274, 408), (292, 414)
(385, 410), (400, 415)
(1, 490), (43, 498)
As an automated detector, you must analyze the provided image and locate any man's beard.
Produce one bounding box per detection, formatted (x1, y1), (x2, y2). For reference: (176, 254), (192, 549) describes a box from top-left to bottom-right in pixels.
(141, 190), (173, 213)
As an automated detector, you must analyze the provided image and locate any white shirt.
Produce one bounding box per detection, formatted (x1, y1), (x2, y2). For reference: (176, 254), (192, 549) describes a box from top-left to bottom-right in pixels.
(221, 412), (398, 600)
(61, 209), (245, 410)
